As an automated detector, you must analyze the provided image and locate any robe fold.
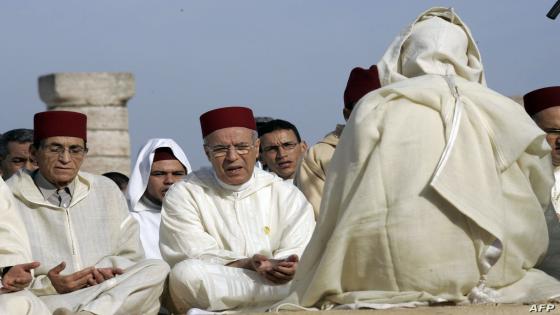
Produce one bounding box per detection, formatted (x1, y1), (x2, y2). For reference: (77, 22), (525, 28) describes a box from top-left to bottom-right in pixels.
(0, 177), (50, 315)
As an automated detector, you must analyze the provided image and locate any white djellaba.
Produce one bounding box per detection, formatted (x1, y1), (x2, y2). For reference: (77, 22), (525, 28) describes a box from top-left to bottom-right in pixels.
(271, 7), (560, 311)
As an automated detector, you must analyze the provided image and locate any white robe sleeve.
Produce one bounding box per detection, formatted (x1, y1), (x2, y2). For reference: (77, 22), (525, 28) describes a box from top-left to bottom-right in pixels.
(160, 183), (246, 267)
(272, 185), (316, 260)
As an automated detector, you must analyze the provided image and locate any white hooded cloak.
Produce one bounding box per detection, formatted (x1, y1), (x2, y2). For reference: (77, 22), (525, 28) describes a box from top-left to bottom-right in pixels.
(272, 7), (560, 311)
(127, 138), (192, 260)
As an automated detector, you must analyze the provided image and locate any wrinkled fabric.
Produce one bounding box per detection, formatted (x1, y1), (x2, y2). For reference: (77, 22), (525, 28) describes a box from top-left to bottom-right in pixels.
(551, 167), (560, 216)
(0, 177), (50, 314)
(0, 290), (51, 315)
(160, 167), (315, 312)
(7, 170), (168, 315)
(294, 124), (343, 217)
(272, 7), (560, 311)
(127, 138), (192, 260)
(0, 176), (32, 271)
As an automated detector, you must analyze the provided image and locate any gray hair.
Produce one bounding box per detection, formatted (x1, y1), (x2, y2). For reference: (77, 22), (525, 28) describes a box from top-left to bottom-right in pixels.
(0, 129), (33, 158)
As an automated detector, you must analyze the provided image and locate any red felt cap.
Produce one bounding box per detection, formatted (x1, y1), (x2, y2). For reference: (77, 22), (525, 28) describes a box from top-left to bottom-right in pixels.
(153, 147), (177, 162)
(200, 106), (256, 138)
(343, 65), (381, 109)
(523, 86), (560, 116)
(34, 111), (87, 142)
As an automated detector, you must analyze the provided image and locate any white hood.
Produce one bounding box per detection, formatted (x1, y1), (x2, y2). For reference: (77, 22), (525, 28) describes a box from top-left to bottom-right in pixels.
(377, 7), (485, 86)
(126, 138), (192, 211)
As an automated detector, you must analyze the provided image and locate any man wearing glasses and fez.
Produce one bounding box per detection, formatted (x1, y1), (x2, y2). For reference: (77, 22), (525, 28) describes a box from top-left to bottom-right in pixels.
(524, 86), (560, 218)
(160, 106), (315, 313)
(6, 111), (168, 315)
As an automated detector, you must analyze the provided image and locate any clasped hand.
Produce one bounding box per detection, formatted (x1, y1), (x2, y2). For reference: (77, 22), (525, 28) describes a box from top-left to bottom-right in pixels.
(251, 254), (298, 284)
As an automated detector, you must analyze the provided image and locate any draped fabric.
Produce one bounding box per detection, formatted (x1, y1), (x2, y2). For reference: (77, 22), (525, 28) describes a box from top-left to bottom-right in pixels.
(0, 177), (50, 314)
(7, 170), (168, 314)
(0, 290), (51, 315)
(0, 176), (32, 271)
(295, 124), (343, 217)
(127, 138), (192, 260)
(160, 167), (315, 312)
(271, 7), (560, 311)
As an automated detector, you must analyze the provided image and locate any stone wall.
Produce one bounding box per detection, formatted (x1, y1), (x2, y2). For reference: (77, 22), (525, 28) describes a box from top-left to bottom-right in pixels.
(38, 72), (134, 176)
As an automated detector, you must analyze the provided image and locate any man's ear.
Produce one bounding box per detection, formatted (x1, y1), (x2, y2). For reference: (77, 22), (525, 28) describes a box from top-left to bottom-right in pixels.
(203, 146), (211, 161)
(343, 107), (352, 121)
(30, 145), (38, 162)
(301, 140), (308, 152)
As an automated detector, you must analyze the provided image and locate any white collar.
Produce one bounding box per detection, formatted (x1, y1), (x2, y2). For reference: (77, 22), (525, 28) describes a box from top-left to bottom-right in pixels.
(213, 170), (255, 192)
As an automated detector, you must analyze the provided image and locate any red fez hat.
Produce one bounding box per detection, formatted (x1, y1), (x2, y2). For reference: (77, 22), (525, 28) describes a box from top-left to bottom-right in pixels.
(523, 86), (560, 116)
(153, 147), (177, 162)
(34, 111), (87, 142)
(343, 65), (381, 109)
(200, 106), (256, 138)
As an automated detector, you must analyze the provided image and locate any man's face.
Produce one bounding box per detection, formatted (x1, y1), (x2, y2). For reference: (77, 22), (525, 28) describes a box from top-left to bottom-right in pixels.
(535, 106), (560, 167)
(1, 141), (37, 179)
(32, 136), (87, 188)
(145, 159), (186, 204)
(260, 129), (307, 180)
(205, 127), (259, 186)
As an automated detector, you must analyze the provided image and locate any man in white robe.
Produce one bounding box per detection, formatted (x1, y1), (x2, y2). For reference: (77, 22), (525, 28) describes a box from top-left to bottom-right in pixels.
(127, 138), (192, 260)
(295, 65), (380, 216)
(272, 7), (560, 311)
(160, 106), (315, 313)
(524, 87), (560, 218)
(0, 176), (50, 315)
(7, 111), (169, 315)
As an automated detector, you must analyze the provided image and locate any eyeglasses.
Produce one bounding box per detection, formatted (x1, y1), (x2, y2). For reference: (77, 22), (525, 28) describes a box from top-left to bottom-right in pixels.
(43, 144), (88, 158)
(206, 143), (255, 158)
(544, 128), (560, 136)
(262, 142), (298, 154)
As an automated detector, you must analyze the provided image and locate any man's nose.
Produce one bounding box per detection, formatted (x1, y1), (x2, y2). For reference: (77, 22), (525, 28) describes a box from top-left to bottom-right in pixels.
(225, 148), (239, 161)
(276, 146), (288, 158)
(164, 174), (175, 184)
(58, 151), (72, 163)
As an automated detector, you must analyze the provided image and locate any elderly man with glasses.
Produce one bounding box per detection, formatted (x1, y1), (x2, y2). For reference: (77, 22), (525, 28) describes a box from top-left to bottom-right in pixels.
(160, 106), (315, 313)
(524, 87), (560, 219)
(5, 111), (168, 315)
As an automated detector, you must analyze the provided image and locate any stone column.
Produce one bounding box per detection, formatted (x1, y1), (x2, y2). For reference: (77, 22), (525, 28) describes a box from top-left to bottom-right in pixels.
(38, 72), (135, 176)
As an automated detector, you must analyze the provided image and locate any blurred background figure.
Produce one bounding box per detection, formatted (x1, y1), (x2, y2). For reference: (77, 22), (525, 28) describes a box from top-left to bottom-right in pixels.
(0, 129), (37, 180)
(102, 171), (129, 194)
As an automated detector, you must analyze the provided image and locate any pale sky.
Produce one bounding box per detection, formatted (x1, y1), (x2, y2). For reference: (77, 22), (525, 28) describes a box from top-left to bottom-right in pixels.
(1, 1), (558, 168)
